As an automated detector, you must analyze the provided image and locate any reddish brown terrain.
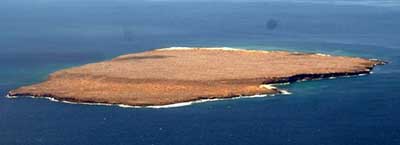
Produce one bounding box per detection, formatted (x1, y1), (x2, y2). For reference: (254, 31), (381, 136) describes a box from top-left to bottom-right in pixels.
(8, 47), (384, 106)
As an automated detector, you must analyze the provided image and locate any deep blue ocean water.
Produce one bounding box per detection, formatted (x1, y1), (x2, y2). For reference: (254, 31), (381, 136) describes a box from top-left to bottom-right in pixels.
(1, 1), (400, 145)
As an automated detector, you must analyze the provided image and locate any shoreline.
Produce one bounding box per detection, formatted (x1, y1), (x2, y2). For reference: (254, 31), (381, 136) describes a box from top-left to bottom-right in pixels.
(5, 85), (289, 109)
(5, 94), (277, 109)
(5, 72), (374, 109)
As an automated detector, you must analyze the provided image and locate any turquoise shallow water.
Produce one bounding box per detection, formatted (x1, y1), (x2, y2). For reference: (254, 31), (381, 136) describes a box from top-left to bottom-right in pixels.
(1, 1), (400, 145)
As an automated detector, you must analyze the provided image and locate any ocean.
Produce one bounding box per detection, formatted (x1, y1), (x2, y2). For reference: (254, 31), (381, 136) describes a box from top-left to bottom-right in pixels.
(0, 0), (399, 145)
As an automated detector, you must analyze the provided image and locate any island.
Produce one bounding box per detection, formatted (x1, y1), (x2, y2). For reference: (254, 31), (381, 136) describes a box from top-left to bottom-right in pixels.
(8, 47), (385, 107)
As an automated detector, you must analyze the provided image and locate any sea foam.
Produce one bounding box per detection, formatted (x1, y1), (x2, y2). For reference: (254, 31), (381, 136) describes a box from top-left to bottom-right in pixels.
(5, 94), (275, 109)
(156, 47), (272, 53)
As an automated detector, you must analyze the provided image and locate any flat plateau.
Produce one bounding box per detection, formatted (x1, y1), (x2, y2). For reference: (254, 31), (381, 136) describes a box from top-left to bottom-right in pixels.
(8, 47), (384, 106)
